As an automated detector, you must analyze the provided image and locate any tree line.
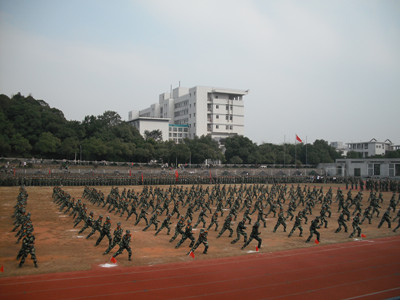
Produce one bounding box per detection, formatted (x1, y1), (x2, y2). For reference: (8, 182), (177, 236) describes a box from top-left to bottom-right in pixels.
(1, 93), (398, 165)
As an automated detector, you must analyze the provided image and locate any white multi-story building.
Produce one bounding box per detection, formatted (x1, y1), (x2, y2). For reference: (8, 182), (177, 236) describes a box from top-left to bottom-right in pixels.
(330, 141), (348, 156)
(128, 86), (248, 143)
(347, 138), (393, 158)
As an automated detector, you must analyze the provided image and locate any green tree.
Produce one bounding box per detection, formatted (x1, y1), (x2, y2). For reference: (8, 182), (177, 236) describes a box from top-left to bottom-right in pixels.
(144, 129), (163, 142)
(10, 133), (32, 156)
(35, 132), (61, 157)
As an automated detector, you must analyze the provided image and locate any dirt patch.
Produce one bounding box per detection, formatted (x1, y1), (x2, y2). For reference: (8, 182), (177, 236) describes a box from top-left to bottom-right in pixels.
(0, 184), (398, 277)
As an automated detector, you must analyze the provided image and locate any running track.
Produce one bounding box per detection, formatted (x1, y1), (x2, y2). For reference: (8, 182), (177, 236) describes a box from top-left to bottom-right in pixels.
(1, 236), (400, 300)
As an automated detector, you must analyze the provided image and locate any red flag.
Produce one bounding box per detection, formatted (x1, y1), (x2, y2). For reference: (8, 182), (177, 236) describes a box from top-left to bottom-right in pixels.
(0, 265), (3, 272)
(361, 234), (366, 238)
(141, 173), (143, 183)
(315, 239), (319, 244)
(175, 170), (179, 182)
(296, 135), (303, 143)
(256, 246), (259, 252)
(129, 169), (131, 177)
(189, 251), (195, 258)
(110, 257), (117, 264)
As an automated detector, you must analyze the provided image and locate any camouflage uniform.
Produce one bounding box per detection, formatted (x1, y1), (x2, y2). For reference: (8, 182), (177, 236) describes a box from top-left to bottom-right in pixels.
(217, 215), (233, 238)
(241, 222), (262, 250)
(17, 232), (38, 268)
(155, 214), (172, 236)
(231, 218), (247, 244)
(104, 223), (123, 254)
(306, 217), (321, 243)
(170, 217), (185, 242)
(95, 216), (112, 246)
(113, 230), (132, 261)
(188, 229), (209, 254)
(175, 221), (195, 248)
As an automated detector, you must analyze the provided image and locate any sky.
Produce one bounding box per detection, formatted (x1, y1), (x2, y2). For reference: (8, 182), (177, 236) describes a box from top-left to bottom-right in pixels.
(0, 0), (399, 145)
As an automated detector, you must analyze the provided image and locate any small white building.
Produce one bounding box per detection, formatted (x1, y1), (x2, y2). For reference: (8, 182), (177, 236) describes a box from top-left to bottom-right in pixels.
(347, 138), (393, 158)
(128, 117), (170, 142)
(335, 158), (400, 178)
(128, 85), (248, 143)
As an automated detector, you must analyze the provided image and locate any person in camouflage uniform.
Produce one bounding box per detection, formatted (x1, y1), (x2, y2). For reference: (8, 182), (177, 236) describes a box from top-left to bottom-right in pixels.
(104, 222), (123, 255)
(241, 221), (262, 250)
(231, 218), (247, 244)
(175, 220), (195, 248)
(78, 211), (94, 234)
(288, 212), (303, 237)
(273, 210), (287, 233)
(170, 216), (186, 243)
(126, 202), (138, 221)
(134, 208), (148, 226)
(95, 216), (112, 246)
(378, 209), (392, 229)
(306, 216), (321, 243)
(112, 230), (132, 261)
(207, 211), (219, 231)
(143, 211), (159, 231)
(188, 229), (209, 255)
(243, 205), (252, 225)
(361, 207), (373, 225)
(349, 213), (362, 238)
(335, 211), (348, 233)
(155, 214), (172, 236)
(217, 214), (233, 238)
(17, 232), (38, 268)
(86, 215), (103, 240)
(194, 208), (208, 229)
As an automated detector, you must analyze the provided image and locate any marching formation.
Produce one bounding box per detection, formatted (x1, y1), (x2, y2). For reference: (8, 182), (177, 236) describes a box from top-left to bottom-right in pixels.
(12, 186), (38, 268)
(10, 181), (400, 268)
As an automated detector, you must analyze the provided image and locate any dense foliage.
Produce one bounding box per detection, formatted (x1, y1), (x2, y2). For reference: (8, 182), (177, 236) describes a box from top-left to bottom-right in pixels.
(2, 93), (393, 165)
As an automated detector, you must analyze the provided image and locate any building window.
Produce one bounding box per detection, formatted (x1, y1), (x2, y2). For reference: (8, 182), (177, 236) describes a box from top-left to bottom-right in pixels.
(226, 125), (229, 130)
(216, 115), (219, 119)
(230, 125), (233, 130)
(226, 105), (229, 110)
(368, 164), (373, 176)
(374, 164), (381, 176)
(216, 105), (219, 109)
(230, 115), (233, 121)
(354, 168), (361, 177)
(194, 113), (196, 117)
(194, 123), (196, 127)
(226, 115), (229, 120)
(216, 125), (219, 129)
(396, 164), (400, 176)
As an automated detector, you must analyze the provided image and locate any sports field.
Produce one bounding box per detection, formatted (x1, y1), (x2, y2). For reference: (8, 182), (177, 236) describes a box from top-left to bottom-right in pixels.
(0, 183), (399, 299)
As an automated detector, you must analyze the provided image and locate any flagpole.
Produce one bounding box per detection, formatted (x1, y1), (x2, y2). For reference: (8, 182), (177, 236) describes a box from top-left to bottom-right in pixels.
(284, 135), (286, 168)
(306, 136), (308, 166)
(295, 134), (297, 167)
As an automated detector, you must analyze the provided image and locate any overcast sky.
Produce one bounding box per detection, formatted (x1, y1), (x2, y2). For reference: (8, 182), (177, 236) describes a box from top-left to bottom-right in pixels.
(1, 0), (399, 145)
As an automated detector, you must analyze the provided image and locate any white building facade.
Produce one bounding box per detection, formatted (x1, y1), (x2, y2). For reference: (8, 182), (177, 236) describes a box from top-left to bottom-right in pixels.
(128, 86), (248, 143)
(335, 158), (400, 178)
(347, 138), (393, 158)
